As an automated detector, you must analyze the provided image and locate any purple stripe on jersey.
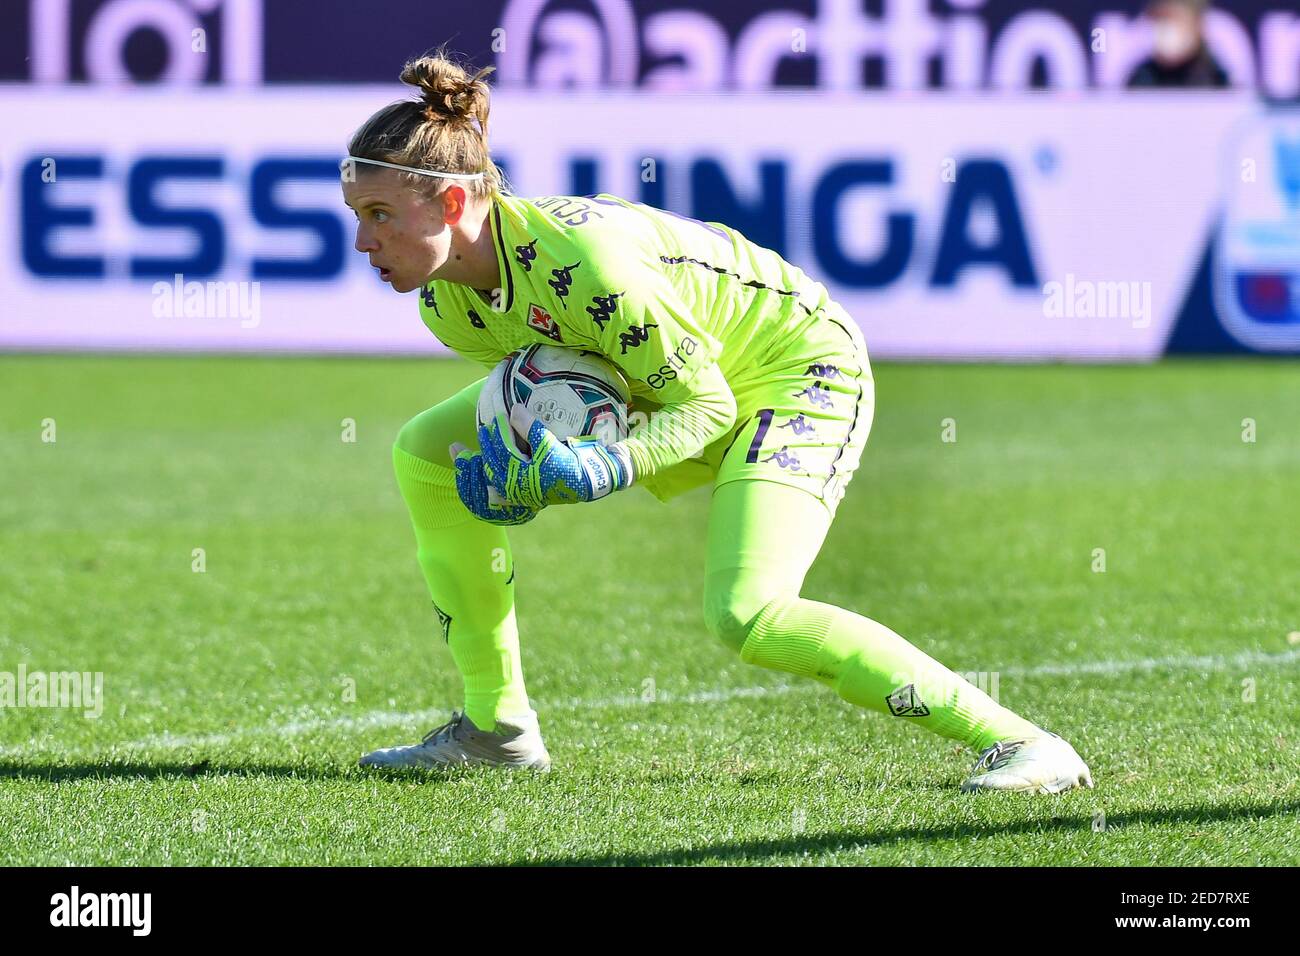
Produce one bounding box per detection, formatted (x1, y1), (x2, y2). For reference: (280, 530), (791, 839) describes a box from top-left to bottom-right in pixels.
(820, 313), (869, 496)
(823, 379), (864, 497)
(746, 408), (774, 464)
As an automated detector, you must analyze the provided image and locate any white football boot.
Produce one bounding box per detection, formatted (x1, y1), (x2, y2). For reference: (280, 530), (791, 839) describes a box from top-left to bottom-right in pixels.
(358, 710), (552, 771)
(961, 731), (1094, 794)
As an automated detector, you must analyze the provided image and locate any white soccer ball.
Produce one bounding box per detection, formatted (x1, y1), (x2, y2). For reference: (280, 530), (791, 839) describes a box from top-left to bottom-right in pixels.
(477, 344), (631, 457)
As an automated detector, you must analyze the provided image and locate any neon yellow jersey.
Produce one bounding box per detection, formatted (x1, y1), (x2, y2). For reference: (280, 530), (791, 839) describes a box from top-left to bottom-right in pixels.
(418, 192), (854, 488)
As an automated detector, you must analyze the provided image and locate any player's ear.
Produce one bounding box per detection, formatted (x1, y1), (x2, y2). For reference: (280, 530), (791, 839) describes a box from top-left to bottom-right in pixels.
(442, 185), (467, 226)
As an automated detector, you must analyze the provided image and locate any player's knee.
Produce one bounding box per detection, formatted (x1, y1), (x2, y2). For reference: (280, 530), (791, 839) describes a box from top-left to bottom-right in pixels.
(394, 398), (473, 466)
(702, 580), (771, 655)
(394, 414), (429, 459)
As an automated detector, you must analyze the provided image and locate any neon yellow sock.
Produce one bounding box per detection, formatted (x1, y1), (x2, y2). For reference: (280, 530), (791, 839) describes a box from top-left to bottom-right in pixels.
(706, 479), (1043, 752)
(742, 597), (1042, 751)
(392, 444), (531, 729)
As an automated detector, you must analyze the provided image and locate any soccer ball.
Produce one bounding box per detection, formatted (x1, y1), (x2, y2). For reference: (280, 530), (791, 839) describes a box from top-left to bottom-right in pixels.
(477, 344), (631, 457)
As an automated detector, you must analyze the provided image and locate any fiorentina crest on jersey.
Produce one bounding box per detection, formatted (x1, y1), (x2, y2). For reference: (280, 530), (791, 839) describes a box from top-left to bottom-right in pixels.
(527, 303), (563, 342)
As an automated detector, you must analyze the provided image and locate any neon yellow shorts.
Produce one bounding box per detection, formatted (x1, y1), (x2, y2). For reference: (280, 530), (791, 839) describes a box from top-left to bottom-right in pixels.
(638, 305), (875, 519)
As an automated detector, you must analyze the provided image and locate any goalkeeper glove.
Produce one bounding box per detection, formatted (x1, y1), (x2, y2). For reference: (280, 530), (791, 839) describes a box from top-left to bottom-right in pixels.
(450, 442), (541, 526)
(479, 405), (634, 510)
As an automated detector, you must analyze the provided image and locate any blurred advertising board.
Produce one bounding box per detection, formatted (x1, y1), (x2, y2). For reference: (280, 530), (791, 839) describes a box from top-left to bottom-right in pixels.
(2, 88), (1296, 358)
(4, 0), (1298, 97)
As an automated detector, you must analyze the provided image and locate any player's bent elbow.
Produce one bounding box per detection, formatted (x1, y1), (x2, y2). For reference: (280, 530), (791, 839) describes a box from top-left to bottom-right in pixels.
(697, 383), (738, 449)
(715, 379), (738, 431)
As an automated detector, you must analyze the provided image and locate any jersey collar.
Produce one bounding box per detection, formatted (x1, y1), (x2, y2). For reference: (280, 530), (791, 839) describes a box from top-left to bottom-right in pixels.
(487, 197), (516, 313)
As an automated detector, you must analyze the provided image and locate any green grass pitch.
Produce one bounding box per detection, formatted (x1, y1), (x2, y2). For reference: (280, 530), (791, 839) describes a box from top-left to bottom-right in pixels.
(2, 355), (1297, 866)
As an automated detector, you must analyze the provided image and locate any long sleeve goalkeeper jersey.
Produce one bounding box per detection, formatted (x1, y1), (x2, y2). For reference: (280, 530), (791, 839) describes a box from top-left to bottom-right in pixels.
(418, 192), (845, 501)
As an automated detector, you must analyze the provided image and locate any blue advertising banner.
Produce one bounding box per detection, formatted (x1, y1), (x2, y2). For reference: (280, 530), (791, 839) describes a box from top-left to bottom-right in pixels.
(3, 87), (1296, 357)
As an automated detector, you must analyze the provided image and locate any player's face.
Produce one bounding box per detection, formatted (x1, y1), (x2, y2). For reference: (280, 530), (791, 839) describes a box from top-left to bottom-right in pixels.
(342, 172), (449, 293)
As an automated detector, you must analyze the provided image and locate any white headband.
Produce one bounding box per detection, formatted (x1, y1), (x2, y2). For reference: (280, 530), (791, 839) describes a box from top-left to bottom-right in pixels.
(340, 156), (485, 182)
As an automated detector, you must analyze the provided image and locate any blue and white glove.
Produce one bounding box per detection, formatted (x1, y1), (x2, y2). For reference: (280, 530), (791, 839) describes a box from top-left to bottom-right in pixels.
(450, 441), (540, 526)
(478, 405), (634, 510)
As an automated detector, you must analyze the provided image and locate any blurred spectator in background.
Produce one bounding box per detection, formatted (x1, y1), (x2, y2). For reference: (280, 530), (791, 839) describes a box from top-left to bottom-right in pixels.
(1128, 0), (1229, 88)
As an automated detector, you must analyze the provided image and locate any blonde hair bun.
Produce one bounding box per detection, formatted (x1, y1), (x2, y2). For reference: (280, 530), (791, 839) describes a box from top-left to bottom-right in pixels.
(400, 54), (493, 135)
(347, 49), (508, 198)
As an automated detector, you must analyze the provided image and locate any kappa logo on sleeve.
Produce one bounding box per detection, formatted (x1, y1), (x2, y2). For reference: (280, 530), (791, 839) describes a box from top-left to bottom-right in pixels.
(527, 304), (564, 342)
(547, 261), (581, 304)
(586, 292), (624, 330)
(514, 238), (538, 272)
(618, 322), (658, 354)
(421, 284), (440, 317)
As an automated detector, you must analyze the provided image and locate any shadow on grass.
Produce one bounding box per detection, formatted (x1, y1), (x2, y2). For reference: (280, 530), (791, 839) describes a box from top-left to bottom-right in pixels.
(0, 759), (496, 784)
(513, 798), (1300, 866)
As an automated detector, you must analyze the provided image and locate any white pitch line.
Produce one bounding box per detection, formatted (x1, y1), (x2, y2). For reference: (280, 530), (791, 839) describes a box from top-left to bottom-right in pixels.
(2, 648), (1296, 760)
(1005, 646), (1300, 678)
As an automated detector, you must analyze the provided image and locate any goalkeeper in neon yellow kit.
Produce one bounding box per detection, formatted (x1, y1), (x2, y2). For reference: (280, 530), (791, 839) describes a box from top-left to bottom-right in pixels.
(341, 53), (1094, 794)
